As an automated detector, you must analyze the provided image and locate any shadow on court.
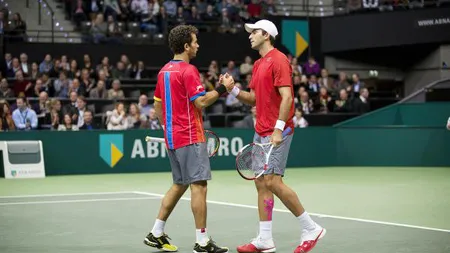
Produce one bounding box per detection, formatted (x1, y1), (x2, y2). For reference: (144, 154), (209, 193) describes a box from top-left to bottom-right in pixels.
(0, 192), (449, 253)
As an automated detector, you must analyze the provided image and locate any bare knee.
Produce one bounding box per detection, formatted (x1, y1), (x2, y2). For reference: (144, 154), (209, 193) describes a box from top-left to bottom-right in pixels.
(190, 181), (207, 195)
(264, 175), (282, 194)
(173, 183), (189, 194)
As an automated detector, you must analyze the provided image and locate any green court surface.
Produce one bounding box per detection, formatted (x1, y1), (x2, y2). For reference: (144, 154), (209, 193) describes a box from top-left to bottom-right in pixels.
(1, 167), (449, 253)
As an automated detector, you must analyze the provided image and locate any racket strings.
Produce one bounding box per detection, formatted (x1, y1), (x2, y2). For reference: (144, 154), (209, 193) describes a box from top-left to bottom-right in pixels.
(236, 144), (268, 178)
(205, 131), (219, 157)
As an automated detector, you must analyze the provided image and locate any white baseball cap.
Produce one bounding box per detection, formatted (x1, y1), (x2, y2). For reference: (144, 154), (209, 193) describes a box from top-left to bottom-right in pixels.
(244, 19), (278, 38)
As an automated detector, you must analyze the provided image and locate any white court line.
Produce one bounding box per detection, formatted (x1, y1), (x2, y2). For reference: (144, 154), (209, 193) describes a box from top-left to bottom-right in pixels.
(133, 191), (450, 233)
(0, 191), (135, 199)
(0, 196), (160, 206)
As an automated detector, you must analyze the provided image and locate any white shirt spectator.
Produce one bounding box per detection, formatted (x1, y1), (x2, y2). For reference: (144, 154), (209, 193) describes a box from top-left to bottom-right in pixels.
(106, 109), (128, 130)
(12, 107), (38, 130)
(293, 116), (308, 128)
(131, 0), (149, 15)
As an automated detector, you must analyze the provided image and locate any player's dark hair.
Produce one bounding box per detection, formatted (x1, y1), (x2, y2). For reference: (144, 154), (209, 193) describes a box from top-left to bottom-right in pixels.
(262, 31), (276, 45)
(168, 25), (199, 55)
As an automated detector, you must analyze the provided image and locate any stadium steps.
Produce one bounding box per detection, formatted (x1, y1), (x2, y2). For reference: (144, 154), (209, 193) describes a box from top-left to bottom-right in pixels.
(275, 0), (335, 17)
(1, 0), (81, 43)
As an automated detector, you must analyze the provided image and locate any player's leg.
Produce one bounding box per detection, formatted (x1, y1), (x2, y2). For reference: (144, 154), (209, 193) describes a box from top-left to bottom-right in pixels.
(182, 143), (229, 253)
(144, 148), (186, 252)
(237, 133), (276, 253)
(264, 134), (326, 253)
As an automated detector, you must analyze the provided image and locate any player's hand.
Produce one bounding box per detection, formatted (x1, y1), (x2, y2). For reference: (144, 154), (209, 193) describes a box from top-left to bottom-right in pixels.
(270, 129), (283, 147)
(222, 73), (235, 92)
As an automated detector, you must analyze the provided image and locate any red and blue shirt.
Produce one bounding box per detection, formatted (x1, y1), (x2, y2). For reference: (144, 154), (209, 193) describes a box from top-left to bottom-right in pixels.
(154, 60), (206, 150)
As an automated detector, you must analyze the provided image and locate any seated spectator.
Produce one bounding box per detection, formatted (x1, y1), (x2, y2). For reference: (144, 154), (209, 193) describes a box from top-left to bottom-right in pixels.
(79, 110), (98, 130)
(291, 58), (302, 76)
(57, 113), (79, 131)
(318, 68), (334, 91)
(50, 110), (60, 130)
(111, 61), (129, 79)
(163, 0), (177, 17)
(59, 55), (71, 72)
(106, 15), (123, 43)
(202, 4), (218, 22)
(75, 96), (87, 128)
(298, 91), (314, 115)
(53, 71), (71, 98)
(353, 87), (370, 114)
(218, 8), (236, 34)
(237, 106), (256, 128)
(0, 78), (14, 98)
(63, 91), (79, 123)
(240, 56), (253, 76)
(262, 0), (278, 17)
(106, 102), (128, 130)
(30, 78), (46, 98)
(68, 59), (81, 79)
(334, 89), (353, 113)
(80, 69), (95, 95)
(303, 56), (320, 76)
(33, 91), (50, 116)
(293, 107), (308, 128)
(7, 57), (21, 78)
(30, 62), (39, 79)
(0, 100), (15, 131)
(19, 53), (31, 77)
(148, 108), (161, 130)
(187, 6), (203, 24)
(49, 98), (63, 125)
(104, 0), (122, 21)
(351, 73), (365, 95)
(127, 103), (141, 129)
(48, 59), (62, 78)
(13, 71), (33, 97)
(315, 87), (332, 114)
(138, 94), (151, 116)
(91, 13), (108, 44)
(131, 0), (149, 21)
(89, 80), (108, 98)
(39, 54), (53, 74)
(307, 75), (320, 93)
(334, 72), (350, 95)
(131, 61), (150, 79)
(107, 79), (125, 99)
(12, 97), (38, 131)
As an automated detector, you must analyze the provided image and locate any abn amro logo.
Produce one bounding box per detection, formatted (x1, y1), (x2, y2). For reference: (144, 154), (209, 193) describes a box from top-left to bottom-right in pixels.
(99, 134), (124, 168)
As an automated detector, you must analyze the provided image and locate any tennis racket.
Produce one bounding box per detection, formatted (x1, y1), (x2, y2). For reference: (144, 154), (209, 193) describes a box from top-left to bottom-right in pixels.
(236, 127), (292, 180)
(145, 130), (220, 158)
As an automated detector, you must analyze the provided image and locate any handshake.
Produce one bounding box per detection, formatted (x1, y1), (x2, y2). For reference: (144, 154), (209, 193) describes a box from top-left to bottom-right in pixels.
(219, 73), (236, 93)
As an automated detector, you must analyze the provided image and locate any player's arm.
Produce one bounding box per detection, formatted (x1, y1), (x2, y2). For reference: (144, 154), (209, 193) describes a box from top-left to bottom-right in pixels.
(192, 89), (223, 109)
(277, 86), (293, 123)
(223, 76), (256, 106)
(154, 99), (163, 126)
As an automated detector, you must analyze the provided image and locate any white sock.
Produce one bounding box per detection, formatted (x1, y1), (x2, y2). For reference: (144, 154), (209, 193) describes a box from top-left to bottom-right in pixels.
(297, 211), (317, 231)
(259, 221), (273, 240)
(196, 228), (209, 246)
(151, 219), (166, 237)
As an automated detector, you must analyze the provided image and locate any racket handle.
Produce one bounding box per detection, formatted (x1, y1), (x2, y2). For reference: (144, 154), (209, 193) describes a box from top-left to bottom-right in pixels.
(145, 136), (165, 143)
(282, 127), (292, 137)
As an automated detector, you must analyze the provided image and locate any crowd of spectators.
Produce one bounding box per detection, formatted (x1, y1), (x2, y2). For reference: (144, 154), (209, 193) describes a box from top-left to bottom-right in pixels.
(0, 51), (372, 131)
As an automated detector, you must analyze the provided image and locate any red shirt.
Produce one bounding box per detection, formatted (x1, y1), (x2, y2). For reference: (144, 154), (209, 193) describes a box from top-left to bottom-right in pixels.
(249, 48), (295, 137)
(154, 60), (206, 150)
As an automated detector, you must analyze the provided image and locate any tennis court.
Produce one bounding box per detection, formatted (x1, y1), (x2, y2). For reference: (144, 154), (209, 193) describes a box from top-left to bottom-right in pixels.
(1, 167), (449, 253)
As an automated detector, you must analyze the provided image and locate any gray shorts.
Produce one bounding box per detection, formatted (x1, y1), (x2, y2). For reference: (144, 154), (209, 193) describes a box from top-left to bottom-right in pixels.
(167, 142), (211, 185)
(253, 132), (293, 176)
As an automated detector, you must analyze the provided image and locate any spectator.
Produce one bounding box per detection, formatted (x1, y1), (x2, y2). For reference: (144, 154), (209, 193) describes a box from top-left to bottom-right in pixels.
(104, 0), (122, 21)
(79, 110), (98, 130)
(0, 100), (15, 131)
(334, 89), (353, 112)
(334, 72), (350, 95)
(9, 13), (27, 42)
(293, 107), (308, 128)
(59, 55), (70, 71)
(353, 87), (370, 114)
(57, 113), (79, 131)
(239, 56), (253, 76)
(111, 61), (129, 79)
(351, 73), (365, 94)
(303, 56), (320, 76)
(13, 71), (33, 97)
(106, 15), (123, 43)
(39, 54), (53, 74)
(75, 96), (87, 128)
(91, 13), (107, 44)
(53, 71), (71, 98)
(163, 0), (178, 17)
(90, 80), (108, 98)
(131, 0), (149, 21)
(307, 75), (319, 93)
(48, 59), (62, 78)
(131, 61), (150, 79)
(49, 98), (63, 125)
(3, 53), (13, 76)
(298, 91), (314, 114)
(138, 94), (151, 116)
(30, 62), (39, 79)
(19, 53), (30, 77)
(118, 0), (132, 22)
(107, 79), (125, 99)
(106, 102), (128, 130)
(262, 0), (277, 17)
(291, 58), (302, 76)
(318, 68), (334, 91)
(34, 91), (50, 116)
(73, 0), (88, 28)
(0, 78), (14, 98)
(127, 103), (141, 129)
(30, 78), (45, 98)
(8, 57), (21, 78)
(314, 87), (332, 114)
(195, 0), (208, 15)
(12, 97), (38, 130)
(63, 91), (79, 123)
(68, 59), (81, 79)
(80, 69), (95, 95)
(148, 107), (161, 130)
(238, 106), (256, 128)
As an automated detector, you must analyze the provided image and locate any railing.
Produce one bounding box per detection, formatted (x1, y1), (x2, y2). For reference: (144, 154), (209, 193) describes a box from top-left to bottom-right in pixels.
(398, 78), (450, 103)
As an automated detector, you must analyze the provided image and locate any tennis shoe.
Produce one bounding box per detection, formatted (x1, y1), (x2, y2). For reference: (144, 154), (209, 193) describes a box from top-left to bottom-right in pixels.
(144, 232), (178, 252)
(193, 237), (229, 253)
(294, 225), (326, 253)
(236, 236), (276, 253)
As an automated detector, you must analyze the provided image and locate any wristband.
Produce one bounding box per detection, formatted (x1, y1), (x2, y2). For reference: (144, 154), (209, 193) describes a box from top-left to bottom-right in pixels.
(230, 86), (240, 97)
(215, 84), (227, 96)
(274, 120), (285, 131)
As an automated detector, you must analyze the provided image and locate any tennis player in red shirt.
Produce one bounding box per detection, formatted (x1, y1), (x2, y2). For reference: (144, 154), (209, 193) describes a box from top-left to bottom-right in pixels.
(143, 25), (230, 253)
(224, 19), (326, 253)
